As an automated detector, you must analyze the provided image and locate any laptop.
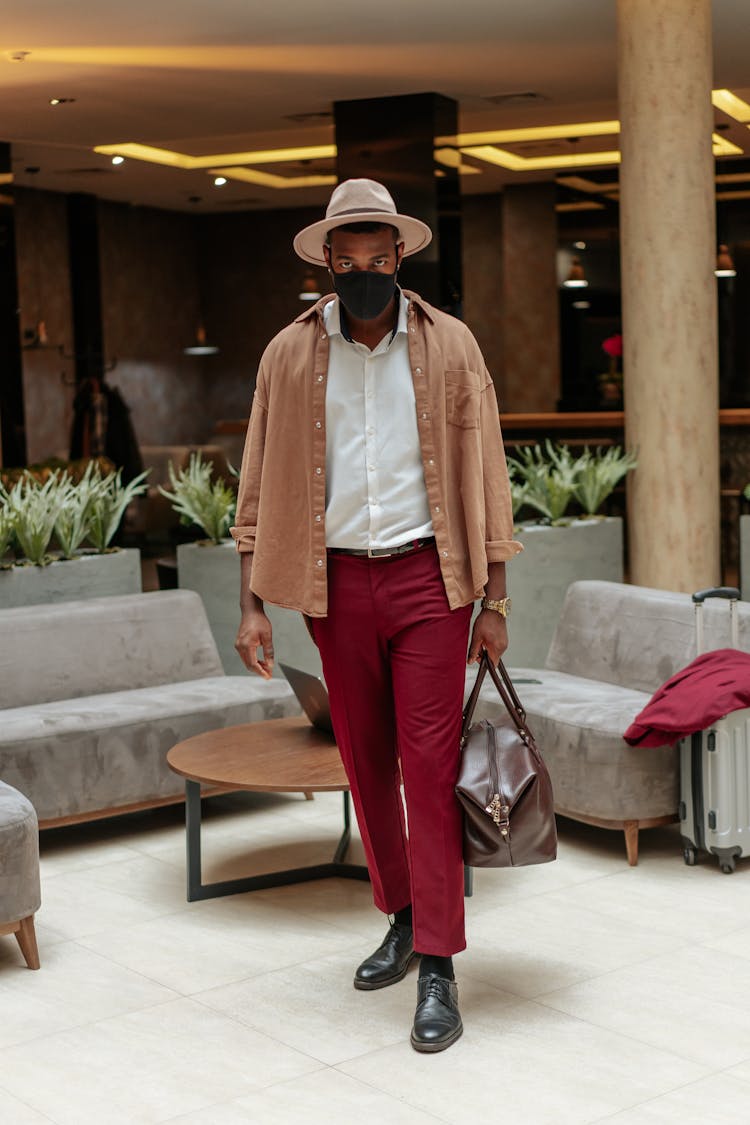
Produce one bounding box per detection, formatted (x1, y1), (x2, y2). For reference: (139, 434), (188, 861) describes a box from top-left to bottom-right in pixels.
(279, 663), (334, 734)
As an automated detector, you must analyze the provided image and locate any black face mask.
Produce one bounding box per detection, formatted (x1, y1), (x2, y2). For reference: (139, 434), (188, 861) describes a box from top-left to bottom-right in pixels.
(332, 268), (398, 321)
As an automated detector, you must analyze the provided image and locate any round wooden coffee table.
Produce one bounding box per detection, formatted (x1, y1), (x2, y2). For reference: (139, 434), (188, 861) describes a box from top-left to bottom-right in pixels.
(167, 715), (369, 901)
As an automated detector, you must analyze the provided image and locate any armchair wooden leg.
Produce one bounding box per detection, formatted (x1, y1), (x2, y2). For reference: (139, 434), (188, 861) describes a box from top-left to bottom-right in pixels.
(303, 791), (315, 801)
(624, 821), (639, 866)
(15, 915), (40, 970)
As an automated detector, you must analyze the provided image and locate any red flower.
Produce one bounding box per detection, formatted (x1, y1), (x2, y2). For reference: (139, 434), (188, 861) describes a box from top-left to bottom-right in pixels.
(602, 333), (623, 358)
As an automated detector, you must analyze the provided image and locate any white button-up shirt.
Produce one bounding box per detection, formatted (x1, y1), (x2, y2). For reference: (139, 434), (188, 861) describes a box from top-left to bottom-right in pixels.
(323, 290), (433, 550)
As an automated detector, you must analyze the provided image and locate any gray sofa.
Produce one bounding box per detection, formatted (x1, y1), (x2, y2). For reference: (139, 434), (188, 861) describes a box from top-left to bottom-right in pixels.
(470, 580), (750, 864)
(0, 590), (300, 827)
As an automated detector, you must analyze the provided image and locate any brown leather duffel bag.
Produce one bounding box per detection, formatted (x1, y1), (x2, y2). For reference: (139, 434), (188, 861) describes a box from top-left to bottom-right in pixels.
(456, 653), (557, 868)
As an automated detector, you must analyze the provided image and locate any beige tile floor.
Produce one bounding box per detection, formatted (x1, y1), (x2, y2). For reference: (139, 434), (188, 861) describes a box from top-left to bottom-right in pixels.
(2, 793), (750, 1124)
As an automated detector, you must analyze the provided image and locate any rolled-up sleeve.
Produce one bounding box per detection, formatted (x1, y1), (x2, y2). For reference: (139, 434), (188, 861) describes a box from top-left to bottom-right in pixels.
(480, 375), (523, 563)
(229, 370), (268, 554)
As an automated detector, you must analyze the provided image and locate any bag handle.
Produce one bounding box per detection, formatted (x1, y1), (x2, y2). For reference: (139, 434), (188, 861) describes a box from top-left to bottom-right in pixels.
(461, 652), (530, 746)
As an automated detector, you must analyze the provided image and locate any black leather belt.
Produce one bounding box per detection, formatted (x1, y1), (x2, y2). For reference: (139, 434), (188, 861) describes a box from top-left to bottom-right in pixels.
(327, 537), (435, 559)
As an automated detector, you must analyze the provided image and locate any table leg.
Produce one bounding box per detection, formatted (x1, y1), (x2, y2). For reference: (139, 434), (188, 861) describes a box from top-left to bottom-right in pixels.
(333, 791), (352, 864)
(182, 783), (369, 902)
(185, 779), (204, 902)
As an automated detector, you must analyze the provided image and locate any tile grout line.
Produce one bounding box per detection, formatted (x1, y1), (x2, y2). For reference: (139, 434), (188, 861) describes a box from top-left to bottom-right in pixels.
(0, 1077), (59, 1124)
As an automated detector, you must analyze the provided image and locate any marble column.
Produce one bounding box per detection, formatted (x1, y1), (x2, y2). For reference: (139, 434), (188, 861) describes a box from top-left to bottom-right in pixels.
(618, 0), (720, 591)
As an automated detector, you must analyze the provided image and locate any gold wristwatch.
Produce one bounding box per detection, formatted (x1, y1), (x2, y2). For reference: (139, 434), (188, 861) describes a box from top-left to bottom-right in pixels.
(481, 596), (511, 618)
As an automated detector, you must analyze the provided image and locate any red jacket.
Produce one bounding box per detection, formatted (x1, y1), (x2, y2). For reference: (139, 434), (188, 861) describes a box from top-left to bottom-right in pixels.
(624, 649), (750, 748)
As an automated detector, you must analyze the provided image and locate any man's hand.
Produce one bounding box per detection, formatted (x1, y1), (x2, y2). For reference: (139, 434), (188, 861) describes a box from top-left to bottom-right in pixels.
(468, 609), (508, 668)
(235, 609), (274, 679)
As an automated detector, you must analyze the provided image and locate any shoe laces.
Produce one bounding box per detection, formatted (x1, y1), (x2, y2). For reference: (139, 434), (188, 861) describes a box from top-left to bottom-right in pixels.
(422, 975), (449, 1001)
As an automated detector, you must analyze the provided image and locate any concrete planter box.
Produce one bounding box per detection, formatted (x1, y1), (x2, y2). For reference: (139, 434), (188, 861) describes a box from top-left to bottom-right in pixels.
(504, 517), (624, 667)
(0, 548), (142, 609)
(176, 539), (321, 678)
(741, 515), (750, 601)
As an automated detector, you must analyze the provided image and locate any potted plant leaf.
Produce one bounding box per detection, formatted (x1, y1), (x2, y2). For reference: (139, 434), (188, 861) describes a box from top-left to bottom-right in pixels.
(0, 463), (148, 608)
(503, 441), (635, 666)
(163, 453), (320, 677)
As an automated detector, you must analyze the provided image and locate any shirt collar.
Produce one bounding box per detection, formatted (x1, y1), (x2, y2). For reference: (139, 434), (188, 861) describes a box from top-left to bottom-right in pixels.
(295, 288), (435, 326)
(324, 287), (409, 345)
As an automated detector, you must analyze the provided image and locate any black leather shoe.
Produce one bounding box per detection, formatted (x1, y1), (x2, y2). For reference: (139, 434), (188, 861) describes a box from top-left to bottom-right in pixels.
(353, 923), (417, 990)
(410, 974), (463, 1053)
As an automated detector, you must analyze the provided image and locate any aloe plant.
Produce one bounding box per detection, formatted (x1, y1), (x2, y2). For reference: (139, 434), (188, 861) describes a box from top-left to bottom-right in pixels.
(54, 464), (97, 558)
(573, 446), (638, 516)
(4, 473), (66, 565)
(509, 442), (578, 523)
(159, 453), (236, 543)
(85, 466), (150, 552)
(0, 496), (15, 561)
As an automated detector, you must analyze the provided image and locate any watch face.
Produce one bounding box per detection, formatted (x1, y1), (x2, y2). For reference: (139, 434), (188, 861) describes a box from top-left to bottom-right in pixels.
(504, 598), (512, 616)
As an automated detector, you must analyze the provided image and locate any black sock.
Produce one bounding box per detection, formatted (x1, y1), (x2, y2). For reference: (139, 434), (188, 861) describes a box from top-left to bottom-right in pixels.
(418, 954), (454, 980)
(393, 904), (412, 928)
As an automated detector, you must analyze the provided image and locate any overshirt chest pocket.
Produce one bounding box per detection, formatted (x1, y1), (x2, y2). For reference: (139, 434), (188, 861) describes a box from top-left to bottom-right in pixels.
(444, 369), (482, 429)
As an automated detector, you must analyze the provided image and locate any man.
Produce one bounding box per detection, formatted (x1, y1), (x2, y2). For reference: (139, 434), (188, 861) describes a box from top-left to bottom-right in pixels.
(232, 178), (522, 1053)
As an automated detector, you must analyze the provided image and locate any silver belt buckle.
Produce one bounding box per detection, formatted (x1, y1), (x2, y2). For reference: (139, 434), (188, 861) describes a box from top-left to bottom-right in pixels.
(367, 545), (392, 558)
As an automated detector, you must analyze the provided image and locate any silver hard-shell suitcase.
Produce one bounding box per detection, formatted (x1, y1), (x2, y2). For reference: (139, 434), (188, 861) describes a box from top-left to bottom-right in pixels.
(679, 587), (750, 873)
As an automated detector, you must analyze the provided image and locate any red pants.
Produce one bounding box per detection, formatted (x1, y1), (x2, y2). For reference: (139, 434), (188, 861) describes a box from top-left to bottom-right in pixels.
(312, 543), (472, 956)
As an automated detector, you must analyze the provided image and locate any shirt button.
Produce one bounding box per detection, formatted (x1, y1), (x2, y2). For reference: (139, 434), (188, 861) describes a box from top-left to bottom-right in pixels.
(434, 506), (440, 513)
(320, 333), (326, 339)
(316, 558), (324, 567)
(409, 326), (416, 334)
(317, 375), (324, 382)
(315, 514), (321, 522)
(415, 367), (422, 375)
(442, 550), (448, 558)
(429, 459), (435, 465)
(315, 421), (322, 429)
(315, 467), (322, 475)
(422, 413), (428, 420)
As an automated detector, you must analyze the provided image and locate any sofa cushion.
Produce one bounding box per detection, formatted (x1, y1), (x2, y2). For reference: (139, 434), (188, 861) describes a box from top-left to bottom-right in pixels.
(545, 581), (750, 693)
(0, 677), (300, 824)
(0, 590), (224, 708)
(465, 666), (679, 822)
(0, 781), (41, 924)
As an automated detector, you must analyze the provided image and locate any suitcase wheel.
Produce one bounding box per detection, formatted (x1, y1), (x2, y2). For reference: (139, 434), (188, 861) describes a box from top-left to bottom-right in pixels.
(683, 847), (697, 866)
(721, 858), (736, 874)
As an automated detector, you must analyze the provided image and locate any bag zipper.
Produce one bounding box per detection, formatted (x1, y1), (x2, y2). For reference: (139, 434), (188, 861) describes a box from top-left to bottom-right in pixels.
(484, 721), (510, 838)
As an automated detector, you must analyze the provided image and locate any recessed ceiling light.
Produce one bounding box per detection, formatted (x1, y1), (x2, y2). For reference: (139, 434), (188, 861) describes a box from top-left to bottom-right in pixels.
(111, 155), (124, 165)
(574, 240), (587, 250)
(573, 300), (591, 309)
(213, 176), (227, 187)
(49, 97), (76, 106)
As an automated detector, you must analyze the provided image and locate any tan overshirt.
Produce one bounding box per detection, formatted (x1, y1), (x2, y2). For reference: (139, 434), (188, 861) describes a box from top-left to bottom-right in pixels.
(230, 289), (522, 617)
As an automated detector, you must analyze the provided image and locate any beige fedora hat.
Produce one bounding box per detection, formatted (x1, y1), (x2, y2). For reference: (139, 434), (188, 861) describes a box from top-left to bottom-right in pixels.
(293, 178), (432, 265)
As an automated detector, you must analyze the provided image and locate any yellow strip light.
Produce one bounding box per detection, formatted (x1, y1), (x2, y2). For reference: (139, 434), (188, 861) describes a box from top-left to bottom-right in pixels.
(438, 121), (621, 146)
(93, 92), (747, 186)
(712, 134), (744, 156)
(208, 167), (337, 189)
(94, 141), (337, 169)
(462, 145), (622, 172)
(555, 201), (606, 212)
(433, 147), (481, 175)
(712, 89), (750, 123)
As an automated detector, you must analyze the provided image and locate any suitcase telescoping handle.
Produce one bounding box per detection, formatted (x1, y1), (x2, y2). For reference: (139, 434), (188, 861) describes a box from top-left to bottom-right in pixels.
(692, 586), (740, 654)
